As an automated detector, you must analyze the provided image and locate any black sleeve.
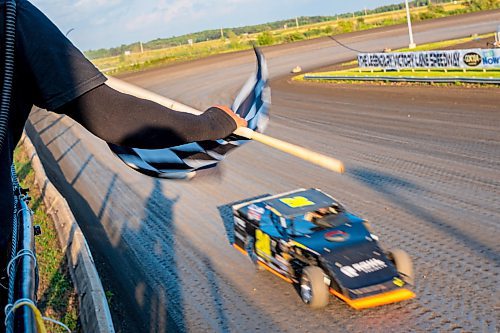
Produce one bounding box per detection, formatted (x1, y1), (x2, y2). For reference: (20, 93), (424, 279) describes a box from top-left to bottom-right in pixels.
(57, 84), (237, 149)
(16, 1), (107, 110)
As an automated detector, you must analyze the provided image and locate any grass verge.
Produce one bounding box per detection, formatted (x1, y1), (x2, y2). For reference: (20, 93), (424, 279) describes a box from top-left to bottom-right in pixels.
(13, 144), (80, 333)
(304, 68), (500, 79)
(92, 2), (481, 75)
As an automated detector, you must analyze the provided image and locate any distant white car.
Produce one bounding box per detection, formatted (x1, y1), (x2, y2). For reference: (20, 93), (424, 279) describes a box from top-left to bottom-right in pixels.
(291, 65), (302, 73)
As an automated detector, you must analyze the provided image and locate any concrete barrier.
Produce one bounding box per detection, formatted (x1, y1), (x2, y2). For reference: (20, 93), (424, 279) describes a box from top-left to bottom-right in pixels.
(19, 132), (115, 333)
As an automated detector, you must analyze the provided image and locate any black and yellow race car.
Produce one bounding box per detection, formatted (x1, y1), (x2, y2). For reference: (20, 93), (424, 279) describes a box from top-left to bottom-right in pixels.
(232, 188), (415, 309)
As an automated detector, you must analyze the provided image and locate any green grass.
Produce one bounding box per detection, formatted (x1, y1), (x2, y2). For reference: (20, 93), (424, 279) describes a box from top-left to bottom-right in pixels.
(304, 68), (500, 79)
(296, 68), (500, 87)
(396, 33), (495, 52)
(14, 145), (80, 333)
(94, 39), (251, 75)
(92, 1), (474, 75)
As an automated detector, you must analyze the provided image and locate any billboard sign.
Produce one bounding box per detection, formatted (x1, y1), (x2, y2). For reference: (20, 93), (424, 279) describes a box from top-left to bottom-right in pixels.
(358, 49), (500, 69)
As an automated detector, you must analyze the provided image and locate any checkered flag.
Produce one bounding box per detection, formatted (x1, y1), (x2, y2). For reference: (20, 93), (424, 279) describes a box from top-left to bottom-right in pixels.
(109, 47), (270, 179)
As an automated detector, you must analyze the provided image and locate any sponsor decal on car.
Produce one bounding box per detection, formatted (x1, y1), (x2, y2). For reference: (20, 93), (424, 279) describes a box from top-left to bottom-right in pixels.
(325, 230), (349, 242)
(234, 231), (246, 241)
(280, 196), (315, 208)
(291, 240), (308, 250)
(340, 258), (388, 278)
(393, 277), (404, 287)
(247, 204), (265, 221)
(234, 217), (245, 228)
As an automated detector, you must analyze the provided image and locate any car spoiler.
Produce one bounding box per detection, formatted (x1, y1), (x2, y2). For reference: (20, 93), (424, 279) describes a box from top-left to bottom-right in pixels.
(231, 188), (307, 213)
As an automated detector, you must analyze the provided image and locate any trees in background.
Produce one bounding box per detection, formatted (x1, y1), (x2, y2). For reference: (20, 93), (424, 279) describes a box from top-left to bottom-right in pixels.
(85, 0), (498, 60)
(465, 0), (500, 11)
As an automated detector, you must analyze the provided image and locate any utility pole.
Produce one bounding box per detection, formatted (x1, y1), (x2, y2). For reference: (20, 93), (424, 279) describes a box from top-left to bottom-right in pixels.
(295, 17), (299, 28)
(364, 7), (368, 16)
(496, 24), (500, 46)
(140, 41), (144, 53)
(220, 28), (224, 39)
(405, 0), (416, 49)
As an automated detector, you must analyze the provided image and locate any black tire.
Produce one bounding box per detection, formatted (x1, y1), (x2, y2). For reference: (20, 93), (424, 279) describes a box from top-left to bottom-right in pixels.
(300, 266), (329, 309)
(388, 249), (414, 285)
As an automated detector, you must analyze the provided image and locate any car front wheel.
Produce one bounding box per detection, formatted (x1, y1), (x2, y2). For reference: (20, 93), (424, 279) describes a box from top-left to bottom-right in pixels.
(388, 248), (414, 285)
(300, 266), (329, 309)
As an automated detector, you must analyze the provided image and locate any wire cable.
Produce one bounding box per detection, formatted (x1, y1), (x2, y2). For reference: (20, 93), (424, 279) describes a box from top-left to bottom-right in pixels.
(6, 165), (20, 332)
(6, 249), (38, 277)
(0, 0), (17, 154)
(43, 316), (72, 333)
(329, 35), (368, 53)
(4, 298), (72, 333)
(4, 298), (47, 333)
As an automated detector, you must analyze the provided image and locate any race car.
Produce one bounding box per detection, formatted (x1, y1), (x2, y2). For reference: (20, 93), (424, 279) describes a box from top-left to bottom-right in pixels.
(232, 188), (415, 309)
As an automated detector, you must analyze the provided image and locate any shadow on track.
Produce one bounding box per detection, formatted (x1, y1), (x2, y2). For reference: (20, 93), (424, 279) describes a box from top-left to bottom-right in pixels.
(27, 113), (266, 332)
(25, 118), (187, 332)
(350, 166), (499, 265)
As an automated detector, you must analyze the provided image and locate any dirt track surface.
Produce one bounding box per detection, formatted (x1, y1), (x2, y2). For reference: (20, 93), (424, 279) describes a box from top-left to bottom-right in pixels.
(27, 11), (499, 332)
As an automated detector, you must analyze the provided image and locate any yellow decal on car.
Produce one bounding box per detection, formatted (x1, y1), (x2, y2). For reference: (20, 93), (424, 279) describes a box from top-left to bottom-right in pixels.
(291, 241), (308, 250)
(255, 229), (272, 259)
(280, 196), (315, 208)
(393, 277), (404, 287)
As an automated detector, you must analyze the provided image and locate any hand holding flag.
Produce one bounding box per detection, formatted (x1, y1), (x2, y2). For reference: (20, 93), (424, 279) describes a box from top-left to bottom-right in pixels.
(107, 47), (344, 179)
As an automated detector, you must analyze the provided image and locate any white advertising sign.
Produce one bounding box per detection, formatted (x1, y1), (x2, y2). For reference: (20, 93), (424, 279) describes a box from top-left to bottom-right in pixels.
(358, 49), (500, 69)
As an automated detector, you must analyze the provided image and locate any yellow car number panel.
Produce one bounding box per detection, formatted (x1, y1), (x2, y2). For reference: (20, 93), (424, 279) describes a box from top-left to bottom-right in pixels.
(255, 229), (272, 259)
(279, 196), (315, 208)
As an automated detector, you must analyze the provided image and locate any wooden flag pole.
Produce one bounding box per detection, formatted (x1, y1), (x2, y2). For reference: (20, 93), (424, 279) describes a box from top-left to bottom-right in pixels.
(106, 77), (345, 174)
(234, 127), (344, 174)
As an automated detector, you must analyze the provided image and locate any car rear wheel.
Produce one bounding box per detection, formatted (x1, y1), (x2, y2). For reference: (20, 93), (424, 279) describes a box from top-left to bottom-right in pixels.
(300, 266), (329, 309)
(388, 249), (414, 285)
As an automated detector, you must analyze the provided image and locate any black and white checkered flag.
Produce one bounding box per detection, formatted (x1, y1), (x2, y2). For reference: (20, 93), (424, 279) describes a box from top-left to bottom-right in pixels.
(109, 47), (270, 179)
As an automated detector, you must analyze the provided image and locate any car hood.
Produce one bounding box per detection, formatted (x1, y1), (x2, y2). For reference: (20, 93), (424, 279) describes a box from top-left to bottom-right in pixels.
(290, 215), (399, 291)
(321, 241), (399, 291)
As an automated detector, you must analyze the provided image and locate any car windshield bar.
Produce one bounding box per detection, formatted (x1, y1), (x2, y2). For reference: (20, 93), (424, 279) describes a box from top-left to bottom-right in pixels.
(288, 205), (344, 236)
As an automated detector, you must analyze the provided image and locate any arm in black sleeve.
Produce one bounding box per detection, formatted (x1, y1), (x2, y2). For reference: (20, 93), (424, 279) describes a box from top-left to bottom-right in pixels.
(56, 84), (237, 149)
(16, 1), (107, 110)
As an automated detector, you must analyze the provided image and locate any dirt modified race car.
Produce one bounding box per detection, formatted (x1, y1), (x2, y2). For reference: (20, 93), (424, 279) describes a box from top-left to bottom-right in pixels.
(232, 188), (415, 309)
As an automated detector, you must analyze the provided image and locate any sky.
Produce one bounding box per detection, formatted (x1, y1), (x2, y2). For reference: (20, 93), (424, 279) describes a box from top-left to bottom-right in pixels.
(31, 0), (402, 51)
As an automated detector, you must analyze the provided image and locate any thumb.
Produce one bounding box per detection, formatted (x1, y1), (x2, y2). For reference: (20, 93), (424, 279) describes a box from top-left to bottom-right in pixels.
(214, 105), (247, 128)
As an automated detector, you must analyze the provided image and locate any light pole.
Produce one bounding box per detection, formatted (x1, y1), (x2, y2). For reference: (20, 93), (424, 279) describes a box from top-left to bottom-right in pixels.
(405, 0), (416, 49)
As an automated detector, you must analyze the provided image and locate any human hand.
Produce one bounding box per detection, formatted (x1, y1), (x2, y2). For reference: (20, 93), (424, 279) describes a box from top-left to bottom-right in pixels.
(214, 105), (247, 128)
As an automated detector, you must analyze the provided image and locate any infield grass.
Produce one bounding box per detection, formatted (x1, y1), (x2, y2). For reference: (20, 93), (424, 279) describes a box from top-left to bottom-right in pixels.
(14, 145), (80, 332)
(92, 1), (472, 75)
(302, 68), (500, 79)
